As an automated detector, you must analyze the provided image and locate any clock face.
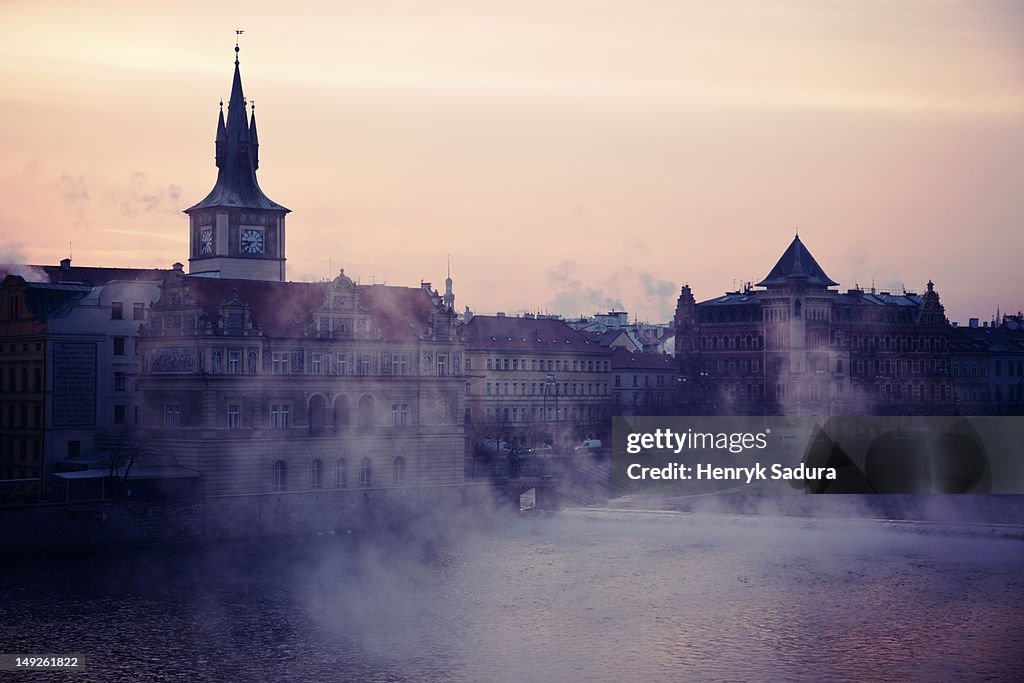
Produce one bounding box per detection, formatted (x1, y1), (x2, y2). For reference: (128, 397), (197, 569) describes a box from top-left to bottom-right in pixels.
(199, 228), (213, 255)
(240, 228), (264, 254)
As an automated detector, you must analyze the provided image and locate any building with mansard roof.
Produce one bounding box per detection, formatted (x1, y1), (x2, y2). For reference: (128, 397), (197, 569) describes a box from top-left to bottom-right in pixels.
(674, 234), (954, 416)
(949, 315), (1024, 415)
(461, 314), (612, 451)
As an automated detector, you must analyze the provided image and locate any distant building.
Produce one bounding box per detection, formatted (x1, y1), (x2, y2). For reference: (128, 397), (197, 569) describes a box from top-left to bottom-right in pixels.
(610, 348), (676, 416)
(462, 314), (612, 450)
(0, 264), (168, 503)
(949, 315), (1024, 415)
(582, 329), (642, 353)
(674, 235), (953, 416)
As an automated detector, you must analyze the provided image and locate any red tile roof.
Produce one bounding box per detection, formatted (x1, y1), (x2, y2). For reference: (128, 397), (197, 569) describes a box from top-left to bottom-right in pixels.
(611, 347), (676, 370)
(463, 315), (609, 355)
(173, 276), (439, 341)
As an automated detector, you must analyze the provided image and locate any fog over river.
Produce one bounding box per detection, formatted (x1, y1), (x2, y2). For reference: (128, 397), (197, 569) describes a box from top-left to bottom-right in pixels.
(2, 509), (1022, 682)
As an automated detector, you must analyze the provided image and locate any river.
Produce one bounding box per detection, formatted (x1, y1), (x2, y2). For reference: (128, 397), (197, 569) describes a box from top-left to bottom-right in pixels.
(2, 509), (1022, 682)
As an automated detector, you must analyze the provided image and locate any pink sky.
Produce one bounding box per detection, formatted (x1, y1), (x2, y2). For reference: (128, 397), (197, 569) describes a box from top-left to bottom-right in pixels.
(1, 0), (1022, 323)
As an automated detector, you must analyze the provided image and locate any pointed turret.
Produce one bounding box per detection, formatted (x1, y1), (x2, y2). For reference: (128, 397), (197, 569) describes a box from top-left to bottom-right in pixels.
(249, 105), (259, 170)
(757, 234), (837, 288)
(215, 101), (227, 166)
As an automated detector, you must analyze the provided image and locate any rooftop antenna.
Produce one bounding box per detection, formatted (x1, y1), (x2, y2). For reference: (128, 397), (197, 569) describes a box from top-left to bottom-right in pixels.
(68, 241), (72, 260)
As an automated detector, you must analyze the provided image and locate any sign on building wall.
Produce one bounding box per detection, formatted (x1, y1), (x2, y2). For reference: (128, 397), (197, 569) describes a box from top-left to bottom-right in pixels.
(52, 341), (97, 426)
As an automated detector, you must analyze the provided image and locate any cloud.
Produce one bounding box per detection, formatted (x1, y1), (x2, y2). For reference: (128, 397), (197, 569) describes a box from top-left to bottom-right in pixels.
(639, 271), (677, 321)
(545, 259), (624, 316)
(0, 245), (48, 282)
(110, 171), (184, 217)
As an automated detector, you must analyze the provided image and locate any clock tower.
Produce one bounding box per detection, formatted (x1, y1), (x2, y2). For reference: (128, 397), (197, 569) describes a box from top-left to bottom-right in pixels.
(185, 44), (290, 282)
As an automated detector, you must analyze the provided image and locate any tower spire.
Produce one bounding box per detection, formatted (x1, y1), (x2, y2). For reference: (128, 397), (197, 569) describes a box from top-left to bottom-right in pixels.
(187, 40), (285, 213)
(186, 40), (289, 282)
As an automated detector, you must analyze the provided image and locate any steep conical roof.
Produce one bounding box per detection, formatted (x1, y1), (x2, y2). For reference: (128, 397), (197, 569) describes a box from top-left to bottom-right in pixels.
(186, 46), (288, 213)
(756, 235), (837, 288)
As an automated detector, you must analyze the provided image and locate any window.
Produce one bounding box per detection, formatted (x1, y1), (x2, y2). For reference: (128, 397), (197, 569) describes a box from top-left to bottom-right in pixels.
(395, 354), (408, 375)
(335, 458), (348, 488)
(311, 353), (322, 375)
(228, 350), (240, 374)
(228, 403), (241, 429)
(272, 352), (289, 374)
(272, 460), (287, 491)
(114, 373), (127, 391)
(133, 303), (145, 320)
(67, 441), (80, 458)
(113, 337), (126, 355)
(358, 354), (371, 375)
(437, 355), (447, 376)
(393, 456), (407, 486)
(111, 301), (123, 320)
(310, 459), (323, 489)
(113, 405), (126, 424)
(390, 403), (409, 427)
(359, 458), (372, 487)
(164, 403), (181, 427)
(270, 404), (291, 428)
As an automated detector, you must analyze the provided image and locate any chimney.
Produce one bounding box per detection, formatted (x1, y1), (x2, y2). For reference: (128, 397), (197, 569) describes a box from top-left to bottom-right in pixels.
(969, 318), (979, 328)
(496, 311), (506, 318)
(172, 262), (184, 273)
(60, 258), (71, 271)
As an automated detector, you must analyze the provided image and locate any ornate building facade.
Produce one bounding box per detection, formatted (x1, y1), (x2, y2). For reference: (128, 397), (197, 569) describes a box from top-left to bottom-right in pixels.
(674, 235), (954, 416)
(135, 268), (465, 532)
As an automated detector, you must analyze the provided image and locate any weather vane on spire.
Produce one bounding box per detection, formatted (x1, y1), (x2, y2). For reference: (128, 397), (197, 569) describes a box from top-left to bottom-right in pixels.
(235, 29), (244, 62)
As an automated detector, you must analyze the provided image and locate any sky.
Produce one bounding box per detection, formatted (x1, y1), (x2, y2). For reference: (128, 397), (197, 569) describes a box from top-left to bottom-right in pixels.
(1, 0), (1022, 324)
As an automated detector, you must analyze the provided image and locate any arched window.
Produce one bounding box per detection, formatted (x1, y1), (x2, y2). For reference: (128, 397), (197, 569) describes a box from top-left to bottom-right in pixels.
(334, 395), (352, 432)
(272, 460), (287, 491)
(211, 349), (222, 374)
(793, 299), (802, 318)
(308, 395), (327, 433)
(359, 457), (372, 487)
(393, 456), (407, 486)
(335, 457), (348, 488)
(310, 458), (323, 489)
(357, 395), (375, 432)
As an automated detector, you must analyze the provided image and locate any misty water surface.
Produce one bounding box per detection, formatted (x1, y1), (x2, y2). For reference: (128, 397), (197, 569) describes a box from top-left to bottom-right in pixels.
(2, 510), (1022, 682)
